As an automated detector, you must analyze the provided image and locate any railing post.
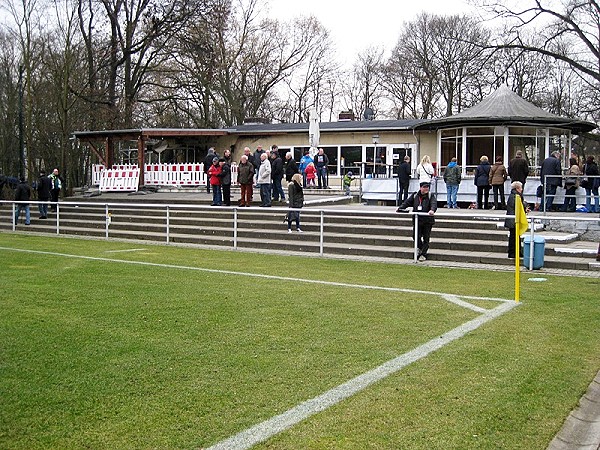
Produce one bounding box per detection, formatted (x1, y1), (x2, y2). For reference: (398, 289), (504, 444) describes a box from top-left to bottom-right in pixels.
(166, 205), (170, 244)
(56, 204), (60, 235)
(233, 207), (238, 249)
(319, 210), (324, 256)
(528, 217), (535, 271)
(413, 212), (419, 262)
(12, 201), (16, 231)
(105, 204), (109, 239)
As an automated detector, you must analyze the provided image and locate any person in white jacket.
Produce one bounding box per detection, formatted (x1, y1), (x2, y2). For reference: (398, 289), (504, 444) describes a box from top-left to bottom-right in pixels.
(257, 153), (272, 207)
(416, 155), (435, 184)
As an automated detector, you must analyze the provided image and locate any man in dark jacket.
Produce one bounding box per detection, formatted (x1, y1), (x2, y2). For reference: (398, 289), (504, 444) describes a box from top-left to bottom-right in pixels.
(270, 151), (285, 201)
(540, 151), (562, 211)
(218, 158), (231, 206)
(37, 170), (52, 218)
(398, 156), (411, 203)
(14, 177), (31, 225)
(397, 181), (437, 261)
(314, 148), (329, 189)
(284, 152), (299, 182)
(508, 150), (529, 188)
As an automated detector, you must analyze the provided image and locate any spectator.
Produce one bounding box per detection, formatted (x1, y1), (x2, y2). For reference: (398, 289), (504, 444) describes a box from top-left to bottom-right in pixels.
(582, 155), (599, 213)
(257, 152), (272, 207)
(208, 157), (222, 206)
(237, 154), (254, 207)
(562, 158), (581, 212)
(416, 155), (435, 184)
(287, 173), (304, 233)
(14, 177), (31, 225)
(270, 151), (285, 202)
(299, 150), (313, 186)
(343, 171), (354, 196)
(223, 149), (232, 165)
(443, 157), (461, 208)
(505, 181), (529, 258)
(203, 148), (218, 194)
(36, 169), (52, 219)
(218, 158), (231, 206)
(253, 145), (265, 173)
(314, 148), (329, 189)
(540, 151), (562, 211)
(304, 162), (317, 188)
(398, 156), (411, 203)
(474, 155), (492, 209)
(489, 156), (508, 210)
(509, 150), (529, 189)
(49, 168), (62, 212)
(397, 181), (437, 262)
(284, 152), (299, 182)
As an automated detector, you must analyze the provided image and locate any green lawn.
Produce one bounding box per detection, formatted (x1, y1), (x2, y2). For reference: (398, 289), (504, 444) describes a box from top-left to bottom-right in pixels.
(0, 233), (598, 449)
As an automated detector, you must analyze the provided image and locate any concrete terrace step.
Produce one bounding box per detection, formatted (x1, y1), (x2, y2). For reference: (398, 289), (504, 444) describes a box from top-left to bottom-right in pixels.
(1, 200), (597, 272)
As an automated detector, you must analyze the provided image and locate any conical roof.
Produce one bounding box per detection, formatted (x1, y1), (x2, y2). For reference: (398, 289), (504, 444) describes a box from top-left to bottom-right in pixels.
(416, 85), (596, 133)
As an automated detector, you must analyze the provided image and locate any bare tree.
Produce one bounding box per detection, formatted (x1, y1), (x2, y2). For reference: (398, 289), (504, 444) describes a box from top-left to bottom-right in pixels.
(341, 46), (385, 120)
(480, 0), (600, 106)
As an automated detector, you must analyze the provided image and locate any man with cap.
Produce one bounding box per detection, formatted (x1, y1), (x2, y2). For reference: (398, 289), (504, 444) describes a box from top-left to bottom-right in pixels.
(396, 181), (438, 261)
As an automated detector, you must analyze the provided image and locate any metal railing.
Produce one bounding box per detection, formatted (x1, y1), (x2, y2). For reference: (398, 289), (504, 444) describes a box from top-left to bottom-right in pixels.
(541, 175), (600, 213)
(2, 200), (597, 270)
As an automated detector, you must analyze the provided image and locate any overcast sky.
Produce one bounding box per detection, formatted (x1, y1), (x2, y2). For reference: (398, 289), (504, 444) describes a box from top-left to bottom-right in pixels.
(267, 0), (477, 62)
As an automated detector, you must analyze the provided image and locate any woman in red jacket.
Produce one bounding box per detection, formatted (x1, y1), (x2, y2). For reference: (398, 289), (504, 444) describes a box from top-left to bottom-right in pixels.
(208, 157), (222, 205)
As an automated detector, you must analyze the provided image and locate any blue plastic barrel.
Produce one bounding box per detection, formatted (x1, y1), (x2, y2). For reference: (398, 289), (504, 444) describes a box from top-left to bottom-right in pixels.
(523, 235), (545, 269)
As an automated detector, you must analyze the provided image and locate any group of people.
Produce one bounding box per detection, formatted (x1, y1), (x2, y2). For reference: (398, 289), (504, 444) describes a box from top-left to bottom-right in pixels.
(298, 148), (329, 189)
(13, 168), (62, 225)
(469, 153), (527, 210)
(540, 152), (600, 213)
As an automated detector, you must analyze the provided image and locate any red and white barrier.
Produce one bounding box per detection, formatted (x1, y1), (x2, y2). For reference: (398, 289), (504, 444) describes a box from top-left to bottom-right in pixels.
(93, 163), (239, 188)
(99, 168), (140, 192)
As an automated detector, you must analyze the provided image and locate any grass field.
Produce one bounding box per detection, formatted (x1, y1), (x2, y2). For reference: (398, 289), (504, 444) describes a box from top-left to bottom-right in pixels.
(0, 233), (599, 449)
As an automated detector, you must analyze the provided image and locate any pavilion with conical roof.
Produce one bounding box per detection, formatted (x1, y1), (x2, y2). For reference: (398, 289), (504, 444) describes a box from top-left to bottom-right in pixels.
(415, 85), (596, 174)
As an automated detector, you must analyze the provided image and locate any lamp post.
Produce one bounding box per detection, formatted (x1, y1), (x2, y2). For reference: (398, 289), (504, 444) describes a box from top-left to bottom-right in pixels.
(372, 134), (379, 177)
(18, 65), (24, 180)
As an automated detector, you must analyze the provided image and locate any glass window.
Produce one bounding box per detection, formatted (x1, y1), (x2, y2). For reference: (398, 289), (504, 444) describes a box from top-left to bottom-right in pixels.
(441, 128), (460, 138)
(466, 127), (494, 136)
(509, 127), (537, 136)
(321, 147), (338, 175)
(466, 136), (494, 169)
(341, 146), (362, 175)
(441, 139), (462, 167)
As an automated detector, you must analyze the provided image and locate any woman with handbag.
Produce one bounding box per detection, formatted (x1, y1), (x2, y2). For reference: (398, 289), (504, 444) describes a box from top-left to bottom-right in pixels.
(562, 158), (581, 212)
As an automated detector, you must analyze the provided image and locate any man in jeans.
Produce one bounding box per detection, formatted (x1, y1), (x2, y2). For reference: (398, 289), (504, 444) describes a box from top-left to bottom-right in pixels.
(443, 157), (461, 208)
(314, 148), (329, 189)
(540, 151), (562, 211)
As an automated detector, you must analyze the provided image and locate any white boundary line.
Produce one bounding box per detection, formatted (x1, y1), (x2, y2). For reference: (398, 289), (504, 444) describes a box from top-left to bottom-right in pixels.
(103, 248), (147, 253)
(0, 245), (517, 449)
(0, 246), (512, 305)
(208, 301), (517, 450)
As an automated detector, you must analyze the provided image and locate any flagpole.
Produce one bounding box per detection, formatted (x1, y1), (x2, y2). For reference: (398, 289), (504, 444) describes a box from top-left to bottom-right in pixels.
(515, 196), (521, 303)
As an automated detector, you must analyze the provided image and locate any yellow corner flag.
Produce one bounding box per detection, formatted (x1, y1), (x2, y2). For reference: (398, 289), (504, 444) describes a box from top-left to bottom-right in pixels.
(515, 194), (528, 303)
(516, 196), (529, 236)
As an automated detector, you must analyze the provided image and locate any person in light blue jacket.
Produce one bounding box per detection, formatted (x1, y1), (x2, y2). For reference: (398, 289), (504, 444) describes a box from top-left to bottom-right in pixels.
(299, 150), (313, 187)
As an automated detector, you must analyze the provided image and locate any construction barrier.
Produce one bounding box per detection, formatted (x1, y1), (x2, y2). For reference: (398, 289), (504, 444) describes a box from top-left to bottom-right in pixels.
(91, 165), (106, 186)
(99, 168), (140, 192)
(94, 163), (240, 188)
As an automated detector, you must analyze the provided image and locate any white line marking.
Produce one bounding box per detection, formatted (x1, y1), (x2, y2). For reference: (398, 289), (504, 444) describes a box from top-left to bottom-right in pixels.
(104, 248), (146, 253)
(207, 301), (518, 450)
(0, 245), (517, 448)
(0, 246), (513, 305)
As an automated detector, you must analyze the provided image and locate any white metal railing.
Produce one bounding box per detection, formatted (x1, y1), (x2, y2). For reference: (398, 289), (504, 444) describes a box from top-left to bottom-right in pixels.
(541, 174), (600, 213)
(2, 200), (598, 271)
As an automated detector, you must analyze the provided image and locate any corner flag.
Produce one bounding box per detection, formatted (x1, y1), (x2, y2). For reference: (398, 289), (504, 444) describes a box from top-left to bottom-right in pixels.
(516, 196), (528, 236)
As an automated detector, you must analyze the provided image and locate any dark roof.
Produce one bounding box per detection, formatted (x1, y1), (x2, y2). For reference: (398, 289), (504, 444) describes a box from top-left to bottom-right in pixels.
(415, 85), (597, 133)
(225, 119), (427, 134)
